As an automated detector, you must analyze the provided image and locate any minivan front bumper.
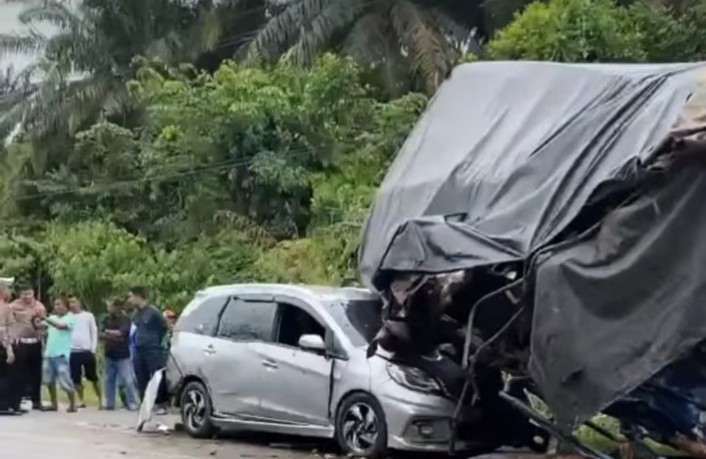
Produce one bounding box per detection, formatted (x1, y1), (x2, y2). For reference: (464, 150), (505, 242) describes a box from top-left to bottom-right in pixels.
(375, 376), (480, 453)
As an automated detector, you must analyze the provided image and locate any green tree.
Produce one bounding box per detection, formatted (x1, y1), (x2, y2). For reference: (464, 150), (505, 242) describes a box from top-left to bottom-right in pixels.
(44, 220), (157, 311)
(489, 0), (645, 62)
(42, 219), (265, 312)
(488, 0), (706, 63)
(622, 0), (706, 62)
(246, 0), (481, 94)
(127, 55), (375, 239)
(0, 0), (202, 141)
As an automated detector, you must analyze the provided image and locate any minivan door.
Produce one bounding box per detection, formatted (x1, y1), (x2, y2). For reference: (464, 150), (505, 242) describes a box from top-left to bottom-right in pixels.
(255, 301), (332, 427)
(204, 297), (277, 419)
(170, 294), (228, 394)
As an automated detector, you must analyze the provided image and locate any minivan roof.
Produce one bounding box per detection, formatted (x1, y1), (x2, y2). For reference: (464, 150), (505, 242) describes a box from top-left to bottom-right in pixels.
(197, 283), (380, 303)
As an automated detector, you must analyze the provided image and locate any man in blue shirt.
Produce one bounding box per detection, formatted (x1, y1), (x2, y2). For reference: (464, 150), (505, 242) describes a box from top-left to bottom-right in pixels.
(128, 286), (167, 401)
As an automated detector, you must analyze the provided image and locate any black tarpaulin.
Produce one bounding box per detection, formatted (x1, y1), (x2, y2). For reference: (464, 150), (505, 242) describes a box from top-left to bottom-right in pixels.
(358, 61), (706, 424)
(359, 62), (704, 287)
(532, 164), (706, 425)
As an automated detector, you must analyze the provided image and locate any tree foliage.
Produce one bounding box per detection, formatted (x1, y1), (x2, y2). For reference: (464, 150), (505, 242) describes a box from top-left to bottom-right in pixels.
(246, 0), (481, 94)
(0, 55), (425, 310)
(43, 220), (262, 312)
(488, 0), (645, 61)
(7, 0), (706, 313)
(488, 0), (706, 63)
(0, 0), (206, 142)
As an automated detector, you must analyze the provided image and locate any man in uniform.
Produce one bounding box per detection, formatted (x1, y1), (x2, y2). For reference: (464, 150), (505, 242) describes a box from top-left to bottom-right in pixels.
(11, 285), (47, 410)
(0, 277), (20, 414)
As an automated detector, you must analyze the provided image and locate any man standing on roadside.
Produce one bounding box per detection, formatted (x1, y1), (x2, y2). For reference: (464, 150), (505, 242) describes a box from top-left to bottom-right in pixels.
(11, 285), (46, 410)
(101, 299), (139, 411)
(68, 295), (102, 409)
(42, 297), (77, 413)
(128, 286), (167, 400)
(0, 278), (19, 414)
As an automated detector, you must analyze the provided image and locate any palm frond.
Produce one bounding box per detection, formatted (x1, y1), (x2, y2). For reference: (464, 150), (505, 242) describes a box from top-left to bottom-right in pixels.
(390, 0), (451, 93)
(342, 11), (412, 97)
(0, 32), (46, 57)
(429, 8), (482, 55)
(0, 101), (28, 144)
(18, 1), (81, 30)
(196, 8), (224, 53)
(24, 76), (115, 139)
(245, 0), (327, 64)
(284, 0), (366, 66)
(64, 78), (118, 135)
(343, 11), (387, 61)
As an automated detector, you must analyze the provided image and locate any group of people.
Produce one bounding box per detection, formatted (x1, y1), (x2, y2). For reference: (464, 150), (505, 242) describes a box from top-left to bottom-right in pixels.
(0, 280), (177, 414)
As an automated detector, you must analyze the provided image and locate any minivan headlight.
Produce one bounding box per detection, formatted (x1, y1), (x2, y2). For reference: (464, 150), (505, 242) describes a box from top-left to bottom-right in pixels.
(386, 363), (442, 394)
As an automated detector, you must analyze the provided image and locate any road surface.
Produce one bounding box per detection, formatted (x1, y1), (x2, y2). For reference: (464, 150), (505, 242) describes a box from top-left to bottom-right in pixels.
(0, 409), (326, 459)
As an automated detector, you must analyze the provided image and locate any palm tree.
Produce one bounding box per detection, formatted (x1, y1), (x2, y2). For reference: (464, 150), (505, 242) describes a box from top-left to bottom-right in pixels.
(0, 0), (204, 142)
(245, 0), (482, 94)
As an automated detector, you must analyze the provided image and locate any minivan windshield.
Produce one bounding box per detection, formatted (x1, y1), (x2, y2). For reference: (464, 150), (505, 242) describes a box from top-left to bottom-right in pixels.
(328, 299), (383, 347)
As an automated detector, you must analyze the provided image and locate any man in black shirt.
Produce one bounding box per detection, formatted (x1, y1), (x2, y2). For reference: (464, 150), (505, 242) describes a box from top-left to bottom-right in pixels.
(128, 287), (167, 400)
(101, 299), (139, 410)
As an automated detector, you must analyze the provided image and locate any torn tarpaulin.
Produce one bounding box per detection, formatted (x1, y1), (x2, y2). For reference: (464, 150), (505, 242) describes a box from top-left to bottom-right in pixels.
(531, 163), (706, 426)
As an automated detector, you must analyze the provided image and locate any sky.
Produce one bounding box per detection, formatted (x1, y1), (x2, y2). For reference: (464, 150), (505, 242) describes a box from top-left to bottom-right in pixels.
(0, 0), (53, 74)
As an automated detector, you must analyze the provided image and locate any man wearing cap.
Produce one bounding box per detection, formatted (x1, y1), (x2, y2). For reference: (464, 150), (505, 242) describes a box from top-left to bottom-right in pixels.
(11, 285), (47, 410)
(0, 278), (20, 414)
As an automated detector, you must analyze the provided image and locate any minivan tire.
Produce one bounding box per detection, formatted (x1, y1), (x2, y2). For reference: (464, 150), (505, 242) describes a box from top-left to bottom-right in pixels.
(180, 381), (215, 439)
(335, 393), (388, 458)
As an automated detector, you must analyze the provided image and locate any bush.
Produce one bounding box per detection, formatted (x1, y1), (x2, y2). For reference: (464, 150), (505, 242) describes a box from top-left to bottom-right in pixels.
(488, 0), (706, 63)
(489, 0), (645, 62)
(44, 221), (157, 311)
(42, 220), (264, 312)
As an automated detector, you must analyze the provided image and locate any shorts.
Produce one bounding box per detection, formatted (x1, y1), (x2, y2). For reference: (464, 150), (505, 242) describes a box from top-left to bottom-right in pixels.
(43, 356), (75, 392)
(70, 350), (98, 385)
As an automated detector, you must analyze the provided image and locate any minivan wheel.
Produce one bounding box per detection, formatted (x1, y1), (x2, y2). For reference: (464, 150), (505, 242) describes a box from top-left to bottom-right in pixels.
(180, 381), (214, 439)
(336, 393), (388, 458)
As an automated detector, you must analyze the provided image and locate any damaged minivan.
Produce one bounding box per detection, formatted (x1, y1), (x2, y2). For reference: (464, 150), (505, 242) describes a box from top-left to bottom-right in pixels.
(167, 284), (533, 457)
(358, 61), (706, 458)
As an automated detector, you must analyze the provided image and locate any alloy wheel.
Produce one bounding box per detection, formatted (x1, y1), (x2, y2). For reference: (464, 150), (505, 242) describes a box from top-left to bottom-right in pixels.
(183, 388), (207, 431)
(341, 402), (380, 455)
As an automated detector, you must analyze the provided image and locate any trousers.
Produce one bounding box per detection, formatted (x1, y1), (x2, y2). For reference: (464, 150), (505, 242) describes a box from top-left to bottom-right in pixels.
(133, 347), (166, 401)
(16, 342), (43, 405)
(0, 346), (22, 410)
(105, 357), (139, 410)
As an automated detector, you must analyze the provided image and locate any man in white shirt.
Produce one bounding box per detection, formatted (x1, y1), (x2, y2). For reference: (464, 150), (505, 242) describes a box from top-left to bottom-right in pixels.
(68, 295), (102, 409)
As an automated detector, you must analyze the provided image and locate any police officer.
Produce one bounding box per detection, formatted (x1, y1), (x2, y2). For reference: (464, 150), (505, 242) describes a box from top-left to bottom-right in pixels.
(11, 284), (46, 410)
(0, 277), (21, 414)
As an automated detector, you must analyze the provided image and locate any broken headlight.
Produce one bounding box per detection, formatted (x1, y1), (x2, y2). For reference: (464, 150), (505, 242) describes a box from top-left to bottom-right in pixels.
(386, 363), (442, 395)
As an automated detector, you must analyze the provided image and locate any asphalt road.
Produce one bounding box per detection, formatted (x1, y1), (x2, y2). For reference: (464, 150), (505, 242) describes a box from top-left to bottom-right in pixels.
(0, 408), (546, 459)
(0, 409), (327, 459)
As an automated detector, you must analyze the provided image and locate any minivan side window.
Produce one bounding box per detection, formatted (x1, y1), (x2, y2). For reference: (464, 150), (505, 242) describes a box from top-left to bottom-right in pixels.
(217, 299), (277, 342)
(275, 303), (326, 349)
(176, 295), (228, 335)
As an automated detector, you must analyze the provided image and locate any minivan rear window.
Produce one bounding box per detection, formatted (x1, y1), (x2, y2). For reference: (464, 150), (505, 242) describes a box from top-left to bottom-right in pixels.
(176, 295), (228, 336)
(217, 299), (277, 342)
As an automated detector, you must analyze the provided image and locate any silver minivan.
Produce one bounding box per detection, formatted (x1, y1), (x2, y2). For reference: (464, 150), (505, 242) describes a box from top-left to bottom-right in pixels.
(166, 284), (479, 457)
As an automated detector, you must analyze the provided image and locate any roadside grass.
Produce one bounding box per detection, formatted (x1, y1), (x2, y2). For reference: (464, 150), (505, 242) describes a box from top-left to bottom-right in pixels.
(577, 415), (682, 456)
(527, 393), (681, 456)
(42, 385), (100, 408)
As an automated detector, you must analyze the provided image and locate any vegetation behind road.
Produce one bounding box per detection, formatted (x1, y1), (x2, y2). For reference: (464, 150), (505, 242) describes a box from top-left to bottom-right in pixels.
(1, 0), (706, 311)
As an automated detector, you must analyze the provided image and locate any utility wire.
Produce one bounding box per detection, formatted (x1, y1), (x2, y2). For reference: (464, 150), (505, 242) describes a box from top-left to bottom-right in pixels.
(6, 144), (330, 202)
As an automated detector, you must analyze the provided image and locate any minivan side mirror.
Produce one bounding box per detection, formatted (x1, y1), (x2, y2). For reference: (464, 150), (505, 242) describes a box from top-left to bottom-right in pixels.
(298, 334), (326, 352)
